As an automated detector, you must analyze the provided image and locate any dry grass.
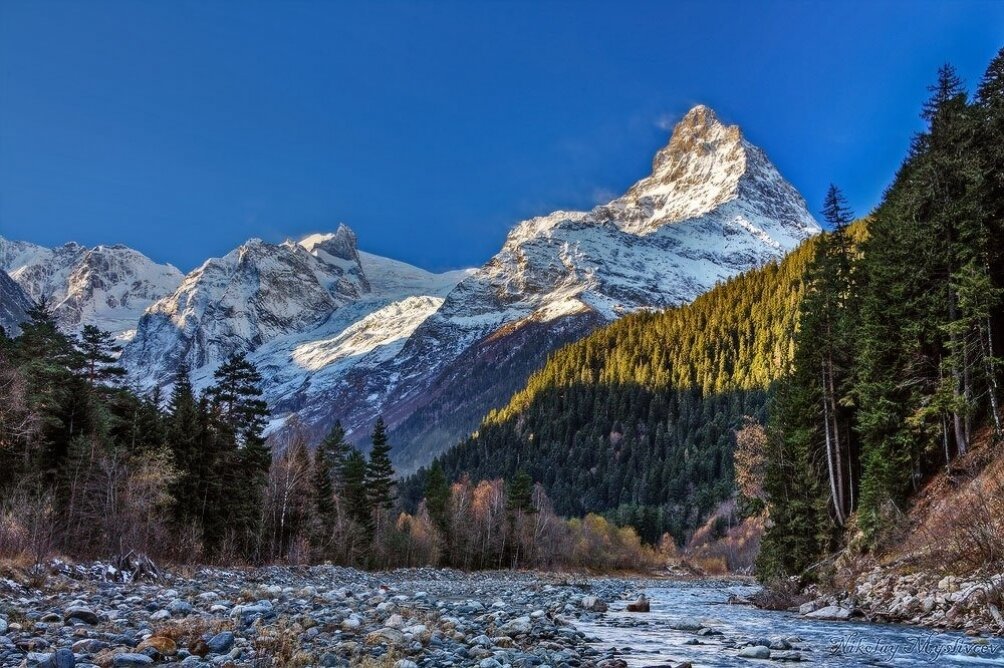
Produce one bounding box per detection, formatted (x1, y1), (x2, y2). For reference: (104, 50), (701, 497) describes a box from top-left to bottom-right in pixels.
(252, 616), (316, 667)
(887, 429), (1004, 577)
(684, 500), (765, 574)
(152, 616), (234, 643)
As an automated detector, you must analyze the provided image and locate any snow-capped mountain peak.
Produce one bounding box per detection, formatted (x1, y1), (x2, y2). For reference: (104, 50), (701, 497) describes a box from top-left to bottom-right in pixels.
(0, 236), (183, 340)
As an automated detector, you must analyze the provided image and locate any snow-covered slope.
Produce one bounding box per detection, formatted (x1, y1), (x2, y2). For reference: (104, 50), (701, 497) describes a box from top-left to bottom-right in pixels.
(0, 237), (183, 341)
(0, 269), (33, 337)
(121, 225), (475, 410)
(273, 105), (821, 469)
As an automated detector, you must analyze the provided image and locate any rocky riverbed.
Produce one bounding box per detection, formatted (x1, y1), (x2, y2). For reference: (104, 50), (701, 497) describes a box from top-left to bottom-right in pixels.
(2, 562), (1002, 668)
(800, 568), (1004, 633)
(0, 561), (652, 668)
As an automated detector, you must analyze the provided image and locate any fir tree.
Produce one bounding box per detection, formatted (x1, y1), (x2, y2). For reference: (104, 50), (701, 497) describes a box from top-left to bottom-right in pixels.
(424, 462), (450, 533)
(340, 447), (370, 530)
(507, 471), (534, 515)
(366, 418), (396, 515)
(77, 325), (126, 388)
(205, 353), (270, 559)
(311, 422), (345, 545)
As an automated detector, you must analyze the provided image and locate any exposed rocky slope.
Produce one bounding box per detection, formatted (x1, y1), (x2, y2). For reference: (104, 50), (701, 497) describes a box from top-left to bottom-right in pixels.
(0, 269), (33, 337)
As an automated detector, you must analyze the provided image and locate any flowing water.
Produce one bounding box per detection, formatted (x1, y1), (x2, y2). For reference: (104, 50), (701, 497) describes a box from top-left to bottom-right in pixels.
(576, 581), (1004, 666)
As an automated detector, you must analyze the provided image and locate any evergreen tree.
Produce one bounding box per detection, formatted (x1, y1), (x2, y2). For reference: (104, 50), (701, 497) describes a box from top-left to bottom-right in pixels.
(166, 363), (203, 525)
(424, 461), (450, 533)
(340, 447), (370, 530)
(205, 353), (270, 559)
(365, 418), (396, 516)
(311, 422), (345, 545)
(507, 471), (534, 515)
(77, 325), (126, 388)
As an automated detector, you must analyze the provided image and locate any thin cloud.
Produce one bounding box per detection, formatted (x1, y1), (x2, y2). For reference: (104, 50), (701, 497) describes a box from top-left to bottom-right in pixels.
(655, 113), (679, 132)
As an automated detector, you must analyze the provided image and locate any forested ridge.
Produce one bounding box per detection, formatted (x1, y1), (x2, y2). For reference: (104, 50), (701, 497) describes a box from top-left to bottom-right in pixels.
(403, 231), (830, 543)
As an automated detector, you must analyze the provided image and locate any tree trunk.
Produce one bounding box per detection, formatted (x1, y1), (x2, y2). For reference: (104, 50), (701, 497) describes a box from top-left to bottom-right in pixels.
(821, 363), (844, 526)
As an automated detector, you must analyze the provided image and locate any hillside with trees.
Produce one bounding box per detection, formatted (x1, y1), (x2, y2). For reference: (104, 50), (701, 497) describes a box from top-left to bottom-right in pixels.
(756, 51), (1004, 581)
(402, 231), (827, 544)
(0, 302), (659, 571)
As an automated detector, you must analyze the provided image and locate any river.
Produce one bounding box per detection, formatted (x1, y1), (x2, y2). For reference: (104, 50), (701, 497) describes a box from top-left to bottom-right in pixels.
(575, 580), (1004, 666)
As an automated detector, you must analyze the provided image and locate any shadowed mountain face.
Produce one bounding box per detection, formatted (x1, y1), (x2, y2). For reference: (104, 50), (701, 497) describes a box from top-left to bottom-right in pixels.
(0, 269), (33, 337)
(4, 106), (818, 472)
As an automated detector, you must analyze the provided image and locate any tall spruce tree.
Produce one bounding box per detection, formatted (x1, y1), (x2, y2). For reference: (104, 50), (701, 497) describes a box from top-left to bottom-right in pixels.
(365, 418), (396, 516)
(340, 447), (371, 530)
(166, 362), (203, 525)
(424, 462), (450, 534)
(205, 353), (270, 559)
(77, 325), (126, 388)
(311, 422), (346, 545)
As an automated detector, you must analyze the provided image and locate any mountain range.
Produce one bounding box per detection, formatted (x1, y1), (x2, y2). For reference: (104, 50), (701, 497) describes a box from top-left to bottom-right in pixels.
(0, 105), (819, 471)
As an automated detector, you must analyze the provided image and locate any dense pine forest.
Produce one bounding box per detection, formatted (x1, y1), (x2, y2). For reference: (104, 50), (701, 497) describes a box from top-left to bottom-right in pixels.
(402, 234), (821, 543)
(756, 52), (1004, 580)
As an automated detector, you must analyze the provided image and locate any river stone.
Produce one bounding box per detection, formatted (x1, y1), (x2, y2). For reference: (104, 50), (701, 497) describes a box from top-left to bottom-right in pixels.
(23, 653), (56, 668)
(738, 645), (772, 658)
(136, 635), (177, 656)
(112, 654), (154, 667)
(580, 596), (608, 612)
(502, 616), (532, 635)
(229, 600), (273, 619)
(773, 650), (803, 661)
(53, 648), (75, 668)
(670, 616), (704, 631)
(804, 605), (853, 620)
(365, 627), (406, 646)
(206, 630), (235, 653)
(166, 599), (193, 616)
(63, 606), (99, 625)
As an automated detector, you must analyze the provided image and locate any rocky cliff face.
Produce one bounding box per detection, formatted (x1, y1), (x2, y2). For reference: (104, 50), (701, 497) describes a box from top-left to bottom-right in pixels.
(0, 269), (33, 337)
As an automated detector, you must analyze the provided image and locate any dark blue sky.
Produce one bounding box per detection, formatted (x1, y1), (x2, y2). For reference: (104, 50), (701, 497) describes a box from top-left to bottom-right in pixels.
(1, 1), (1002, 272)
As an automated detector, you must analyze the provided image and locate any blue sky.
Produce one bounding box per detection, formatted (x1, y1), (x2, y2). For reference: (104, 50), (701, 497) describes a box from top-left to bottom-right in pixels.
(1, 1), (1002, 272)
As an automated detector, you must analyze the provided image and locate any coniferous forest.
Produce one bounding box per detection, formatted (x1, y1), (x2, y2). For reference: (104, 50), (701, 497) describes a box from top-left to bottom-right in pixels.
(407, 51), (1004, 575)
(756, 54), (1004, 580)
(401, 236), (819, 544)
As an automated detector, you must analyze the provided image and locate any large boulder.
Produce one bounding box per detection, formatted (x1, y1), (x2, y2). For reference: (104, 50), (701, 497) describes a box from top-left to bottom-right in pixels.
(804, 605), (853, 620)
(580, 595), (608, 612)
(626, 594), (650, 612)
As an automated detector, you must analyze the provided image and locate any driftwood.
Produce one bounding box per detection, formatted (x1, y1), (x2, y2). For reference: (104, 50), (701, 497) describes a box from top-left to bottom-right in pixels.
(113, 551), (160, 582)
